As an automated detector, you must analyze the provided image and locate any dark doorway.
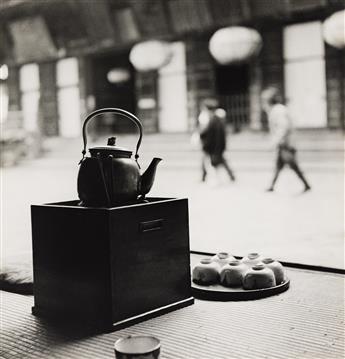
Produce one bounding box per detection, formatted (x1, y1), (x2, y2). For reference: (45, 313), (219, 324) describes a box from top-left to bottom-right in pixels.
(92, 51), (136, 133)
(215, 64), (250, 132)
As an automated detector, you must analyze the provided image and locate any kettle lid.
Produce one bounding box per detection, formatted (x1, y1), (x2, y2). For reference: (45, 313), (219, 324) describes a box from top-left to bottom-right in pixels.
(89, 137), (132, 157)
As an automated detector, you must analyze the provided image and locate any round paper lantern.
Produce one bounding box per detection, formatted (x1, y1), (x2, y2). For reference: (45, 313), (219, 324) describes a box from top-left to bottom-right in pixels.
(323, 10), (345, 49)
(209, 27), (262, 65)
(129, 40), (172, 72)
(107, 68), (130, 84)
(0, 64), (9, 80)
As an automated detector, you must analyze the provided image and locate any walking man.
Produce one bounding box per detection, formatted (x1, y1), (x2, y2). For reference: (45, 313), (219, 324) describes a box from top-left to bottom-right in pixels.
(262, 87), (311, 192)
(199, 105), (235, 183)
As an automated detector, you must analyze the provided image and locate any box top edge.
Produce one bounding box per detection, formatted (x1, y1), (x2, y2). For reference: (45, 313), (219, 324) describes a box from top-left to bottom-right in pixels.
(31, 197), (188, 210)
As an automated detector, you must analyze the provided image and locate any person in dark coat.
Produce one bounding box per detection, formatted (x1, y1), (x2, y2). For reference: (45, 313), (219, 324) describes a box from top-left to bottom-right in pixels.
(193, 99), (216, 181)
(199, 107), (235, 182)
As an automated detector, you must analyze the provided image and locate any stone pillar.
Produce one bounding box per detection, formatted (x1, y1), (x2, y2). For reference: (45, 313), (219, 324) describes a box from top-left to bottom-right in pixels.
(343, 50), (345, 129)
(185, 37), (216, 131)
(135, 71), (159, 133)
(260, 26), (284, 131)
(261, 27), (284, 91)
(78, 57), (87, 119)
(39, 61), (58, 136)
(6, 65), (22, 128)
(78, 56), (100, 139)
(7, 65), (20, 111)
(249, 58), (262, 130)
(325, 45), (345, 129)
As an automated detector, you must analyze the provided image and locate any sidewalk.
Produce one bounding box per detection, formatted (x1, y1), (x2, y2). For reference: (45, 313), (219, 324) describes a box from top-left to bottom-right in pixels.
(42, 129), (344, 173)
(43, 128), (345, 154)
(1, 130), (344, 269)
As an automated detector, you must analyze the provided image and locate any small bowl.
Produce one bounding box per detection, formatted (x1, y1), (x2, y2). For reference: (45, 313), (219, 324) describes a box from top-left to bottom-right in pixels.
(211, 252), (236, 267)
(220, 260), (247, 287)
(192, 258), (220, 285)
(262, 258), (285, 284)
(114, 335), (160, 359)
(243, 264), (276, 290)
(241, 252), (264, 267)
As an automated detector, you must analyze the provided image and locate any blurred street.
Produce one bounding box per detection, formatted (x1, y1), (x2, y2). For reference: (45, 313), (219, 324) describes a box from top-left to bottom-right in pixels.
(1, 130), (344, 269)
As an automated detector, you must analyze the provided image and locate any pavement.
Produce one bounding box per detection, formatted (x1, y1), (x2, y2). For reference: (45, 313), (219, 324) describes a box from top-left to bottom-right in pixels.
(1, 129), (344, 269)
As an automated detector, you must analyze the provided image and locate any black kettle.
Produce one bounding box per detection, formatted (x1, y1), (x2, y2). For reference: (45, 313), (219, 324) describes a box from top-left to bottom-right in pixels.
(77, 108), (161, 207)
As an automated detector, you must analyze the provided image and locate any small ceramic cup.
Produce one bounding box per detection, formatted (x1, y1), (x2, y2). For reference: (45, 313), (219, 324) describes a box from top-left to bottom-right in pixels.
(192, 258), (220, 285)
(262, 258), (285, 284)
(211, 252), (236, 267)
(220, 260), (247, 287)
(243, 264), (276, 290)
(114, 335), (160, 359)
(241, 253), (264, 267)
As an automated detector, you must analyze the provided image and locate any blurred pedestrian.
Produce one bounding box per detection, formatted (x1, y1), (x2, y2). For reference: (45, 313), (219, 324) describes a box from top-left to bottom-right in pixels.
(198, 102), (235, 183)
(261, 87), (311, 192)
(191, 98), (217, 182)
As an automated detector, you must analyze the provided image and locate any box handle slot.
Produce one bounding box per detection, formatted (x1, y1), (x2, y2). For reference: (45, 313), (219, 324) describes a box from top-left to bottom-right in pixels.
(140, 219), (164, 232)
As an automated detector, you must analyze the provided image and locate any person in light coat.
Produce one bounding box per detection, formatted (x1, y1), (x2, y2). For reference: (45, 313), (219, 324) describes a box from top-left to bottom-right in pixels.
(191, 99), (217, 182)
(262, 87), (311, 192)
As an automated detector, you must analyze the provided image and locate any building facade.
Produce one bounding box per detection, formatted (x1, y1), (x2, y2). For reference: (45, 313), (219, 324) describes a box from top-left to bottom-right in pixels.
(0, 0), (344, 138)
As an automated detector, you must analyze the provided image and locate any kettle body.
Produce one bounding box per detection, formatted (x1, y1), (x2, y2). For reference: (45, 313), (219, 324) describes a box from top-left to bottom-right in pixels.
(77, 108), (161, 207)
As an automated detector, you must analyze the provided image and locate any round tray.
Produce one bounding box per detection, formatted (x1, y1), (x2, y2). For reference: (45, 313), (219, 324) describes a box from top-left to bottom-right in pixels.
(192, 278), (290, 301)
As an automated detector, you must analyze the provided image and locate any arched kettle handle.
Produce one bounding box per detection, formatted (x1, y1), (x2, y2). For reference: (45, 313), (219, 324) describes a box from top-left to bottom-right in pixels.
(80, 108), (143, 164)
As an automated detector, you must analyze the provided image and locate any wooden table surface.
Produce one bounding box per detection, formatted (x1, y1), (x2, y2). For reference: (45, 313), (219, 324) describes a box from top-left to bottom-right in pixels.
(1, 256), (344, 359)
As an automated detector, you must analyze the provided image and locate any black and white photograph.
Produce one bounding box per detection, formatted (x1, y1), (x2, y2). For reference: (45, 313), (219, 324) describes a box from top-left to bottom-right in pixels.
(0, 0), (344, 358)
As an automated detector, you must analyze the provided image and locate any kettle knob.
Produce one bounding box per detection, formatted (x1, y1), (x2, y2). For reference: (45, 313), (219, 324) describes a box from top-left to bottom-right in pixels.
(107, 137), (116, 146)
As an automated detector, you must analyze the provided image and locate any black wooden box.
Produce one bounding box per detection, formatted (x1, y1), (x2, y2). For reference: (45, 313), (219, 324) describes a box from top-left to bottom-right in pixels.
(31, 197), (194, 331)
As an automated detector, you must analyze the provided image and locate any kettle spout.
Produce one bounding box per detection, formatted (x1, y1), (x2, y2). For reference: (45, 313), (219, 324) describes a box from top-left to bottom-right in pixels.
(140, 157), (162, 197)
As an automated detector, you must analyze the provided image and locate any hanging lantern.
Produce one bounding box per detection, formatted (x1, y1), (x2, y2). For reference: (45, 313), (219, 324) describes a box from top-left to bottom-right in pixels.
(129, 40), (172, 72)
(107, 68), (131, 84)
(323, 10), (345, 49)
(209, 27), (262, 65)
